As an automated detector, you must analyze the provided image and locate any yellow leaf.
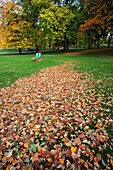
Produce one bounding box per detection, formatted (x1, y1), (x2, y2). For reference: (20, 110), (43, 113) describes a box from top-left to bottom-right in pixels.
(71, 146), (77, 153)
(47, 158), (52, 162)
(111, 99), (113, 105)
(59, 159), (64, 165)
(99, 122), (103, 127)
(104, 132), (108, 137)
(92, 149), (95, 153)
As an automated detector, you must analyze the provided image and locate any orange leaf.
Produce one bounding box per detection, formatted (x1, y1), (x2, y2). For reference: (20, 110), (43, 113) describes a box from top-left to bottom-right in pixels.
(24, 142), (29, 149)
(2, 157), (6, 162)
(6, 167), (10, 170)
(0, 151), (3, 156)
(54, 153), (59, 159)
(84, 162), (89, 169)
(12, 159), (18, 165)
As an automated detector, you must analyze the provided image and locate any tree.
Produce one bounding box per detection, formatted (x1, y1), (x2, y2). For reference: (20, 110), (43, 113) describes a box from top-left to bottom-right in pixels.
(0, 0), (32, 53)
(39, 0), (83, 51)
(19, 0), (85, 52)
(81, 0), (113, 48)
(17, 0), (51, 52)
(39, 3), (75, 50)
(1, 0), (95, 52)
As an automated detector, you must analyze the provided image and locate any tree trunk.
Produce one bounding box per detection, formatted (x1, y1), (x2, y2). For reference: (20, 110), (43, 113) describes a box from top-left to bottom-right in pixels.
(97, 36), (100, 48)
(108, 36), (111, 48)
(18, 48), (22, 55)
(35, 44), (39, 53)
(88, 30), (92, 49)
(64, 36), (69, 52)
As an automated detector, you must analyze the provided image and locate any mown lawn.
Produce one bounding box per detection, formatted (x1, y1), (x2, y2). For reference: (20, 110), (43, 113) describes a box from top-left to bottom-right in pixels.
(0, 52), (113, 88)
(0, 51), (113, 169)
(0, 54), (67, 88)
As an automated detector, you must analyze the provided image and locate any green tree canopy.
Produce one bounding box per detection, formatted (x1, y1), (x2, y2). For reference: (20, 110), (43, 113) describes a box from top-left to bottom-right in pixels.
(1, 0), (112, 51)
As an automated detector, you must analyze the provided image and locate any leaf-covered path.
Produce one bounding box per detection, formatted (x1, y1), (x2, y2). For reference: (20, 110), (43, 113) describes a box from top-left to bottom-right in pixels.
(0, 63), (113, 169)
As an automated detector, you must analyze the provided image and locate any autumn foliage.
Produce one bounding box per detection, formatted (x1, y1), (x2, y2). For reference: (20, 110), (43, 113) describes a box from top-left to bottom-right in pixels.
(81, 0), (113, 34)
(0, 0), (113, 49)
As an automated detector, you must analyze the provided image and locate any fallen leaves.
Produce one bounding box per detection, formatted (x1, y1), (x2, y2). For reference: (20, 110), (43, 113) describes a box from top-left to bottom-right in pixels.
(31, 152), (38, 162)
(75, 137), (81, 146)
(110, 156), (113, 167)
(24, 142), (29, 149)
(0, 63), (113, 169)
(71, 146), (77, 153)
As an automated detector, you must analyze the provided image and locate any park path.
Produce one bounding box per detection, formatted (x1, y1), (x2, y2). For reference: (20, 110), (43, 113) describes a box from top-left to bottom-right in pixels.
(64, 47), (113, 56)
(0, 63), (113, 169)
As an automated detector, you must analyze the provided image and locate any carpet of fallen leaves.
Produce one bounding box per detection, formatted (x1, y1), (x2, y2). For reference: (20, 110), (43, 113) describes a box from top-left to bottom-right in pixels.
(0, 63), (113, 170)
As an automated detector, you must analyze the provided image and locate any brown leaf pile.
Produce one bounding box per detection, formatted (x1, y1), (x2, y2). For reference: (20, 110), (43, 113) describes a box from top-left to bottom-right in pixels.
(0, 63), (113, 169)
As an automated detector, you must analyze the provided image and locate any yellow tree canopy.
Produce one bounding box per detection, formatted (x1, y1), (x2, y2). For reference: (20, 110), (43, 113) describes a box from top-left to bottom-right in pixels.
(0, 0), (33, 49)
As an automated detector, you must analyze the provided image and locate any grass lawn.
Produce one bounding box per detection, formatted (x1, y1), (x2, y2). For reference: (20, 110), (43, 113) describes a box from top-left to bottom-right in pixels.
(0, 51), (113, 169)
(68, 54), (113, 82)
(0, 52), (113, 88)
(0, 54), (68, 88)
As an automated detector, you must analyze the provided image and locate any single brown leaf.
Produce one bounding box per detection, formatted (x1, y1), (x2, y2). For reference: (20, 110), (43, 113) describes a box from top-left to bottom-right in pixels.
(75, 137), (81, 146)
(31, 152), (39, 163)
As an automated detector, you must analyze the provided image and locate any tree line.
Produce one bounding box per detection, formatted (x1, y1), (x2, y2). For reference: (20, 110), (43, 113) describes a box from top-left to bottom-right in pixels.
(0, 0), (113, 53)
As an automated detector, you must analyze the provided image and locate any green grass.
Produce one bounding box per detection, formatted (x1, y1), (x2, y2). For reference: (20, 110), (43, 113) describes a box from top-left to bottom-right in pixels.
(0, 53), (113, 88)
(70, 54), (113, 80)
(0, 54), (68, 88)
